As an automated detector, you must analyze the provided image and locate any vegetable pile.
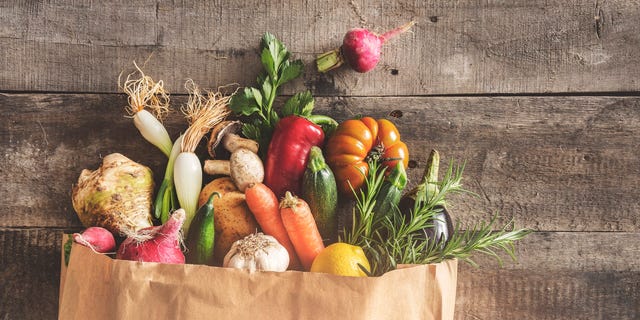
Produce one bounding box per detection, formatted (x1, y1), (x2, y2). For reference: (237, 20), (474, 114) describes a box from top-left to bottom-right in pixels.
(69, 33), (530, 279)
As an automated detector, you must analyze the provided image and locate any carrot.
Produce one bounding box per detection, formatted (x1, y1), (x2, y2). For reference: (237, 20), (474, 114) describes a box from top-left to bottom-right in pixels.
(279, 191), (325, 270)
(245, 183), (301, 270)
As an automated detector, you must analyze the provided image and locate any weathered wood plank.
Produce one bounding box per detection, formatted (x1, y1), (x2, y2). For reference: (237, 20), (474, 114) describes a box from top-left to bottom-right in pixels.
(1, 229), (638, 319)
(2, 94), (639, 231)
(456, 267), (640, 320)
(1, 0), (639, 95)
(0, 228), (67, 320)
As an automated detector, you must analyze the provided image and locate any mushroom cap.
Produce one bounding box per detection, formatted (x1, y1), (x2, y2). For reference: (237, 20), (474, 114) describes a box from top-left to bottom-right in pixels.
(207, 120), (244, 158)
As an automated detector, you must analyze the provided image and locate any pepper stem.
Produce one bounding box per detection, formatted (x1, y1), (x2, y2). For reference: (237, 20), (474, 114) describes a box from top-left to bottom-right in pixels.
(307, 114), (339, 135)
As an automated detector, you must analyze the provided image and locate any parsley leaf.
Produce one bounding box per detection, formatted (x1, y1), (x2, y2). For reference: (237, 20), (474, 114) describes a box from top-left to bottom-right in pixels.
(282, 91), (314, 117)
(229, 87), (261, 117)
(229, 33), (337, 157)
(278, 60), (304, 86)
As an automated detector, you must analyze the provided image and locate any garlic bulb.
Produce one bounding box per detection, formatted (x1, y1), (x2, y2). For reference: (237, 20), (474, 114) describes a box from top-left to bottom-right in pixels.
(223, 233), (290, 272)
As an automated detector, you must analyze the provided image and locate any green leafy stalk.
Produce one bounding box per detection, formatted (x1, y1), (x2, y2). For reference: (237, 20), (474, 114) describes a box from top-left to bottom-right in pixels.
(413, 159), (468, 218)
(229, 33), (303, 155)
(230, 33), (337, 157)
(154, 134), (183, 223)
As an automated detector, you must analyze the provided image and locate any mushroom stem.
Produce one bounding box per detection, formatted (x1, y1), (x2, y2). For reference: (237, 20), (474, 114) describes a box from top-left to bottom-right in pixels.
(223, 133), (259, 154)
(204, 160), (231, 176)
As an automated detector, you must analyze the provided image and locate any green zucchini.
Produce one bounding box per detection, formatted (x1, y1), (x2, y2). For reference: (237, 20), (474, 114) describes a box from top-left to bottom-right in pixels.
(185, 192), (219, 265)
(374, 161), (407, 221)
(302, 146), (338, 244)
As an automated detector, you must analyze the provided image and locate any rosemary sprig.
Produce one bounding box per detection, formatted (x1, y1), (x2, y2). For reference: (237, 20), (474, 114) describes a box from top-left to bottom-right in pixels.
(413, 159), (468, 218)
(342, 160), (387, 247)
(421, 215), (532, 266)
(345, 152), (532, 276)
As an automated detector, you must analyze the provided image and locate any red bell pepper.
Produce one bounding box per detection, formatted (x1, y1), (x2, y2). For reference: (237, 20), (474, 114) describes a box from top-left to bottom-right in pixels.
(264, 115), (325, 198)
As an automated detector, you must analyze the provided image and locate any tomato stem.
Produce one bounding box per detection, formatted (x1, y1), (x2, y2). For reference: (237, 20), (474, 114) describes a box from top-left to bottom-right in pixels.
(365, 144), (386, 163)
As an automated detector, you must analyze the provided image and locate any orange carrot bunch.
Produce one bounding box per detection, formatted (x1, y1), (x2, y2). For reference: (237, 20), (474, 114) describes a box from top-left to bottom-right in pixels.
(245, 183), (302, 270)
(245, 183), (325, 271)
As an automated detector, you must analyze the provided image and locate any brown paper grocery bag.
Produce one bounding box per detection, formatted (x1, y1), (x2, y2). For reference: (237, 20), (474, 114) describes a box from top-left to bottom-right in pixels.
(59, 242), (457, 320)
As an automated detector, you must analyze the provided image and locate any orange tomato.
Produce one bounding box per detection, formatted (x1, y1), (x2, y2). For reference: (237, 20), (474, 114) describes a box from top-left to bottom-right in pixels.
(325, 117), (409, 195)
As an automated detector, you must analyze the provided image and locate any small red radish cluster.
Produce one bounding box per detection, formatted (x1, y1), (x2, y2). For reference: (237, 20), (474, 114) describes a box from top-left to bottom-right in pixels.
(316, 21), (415, 73)
(71, 210), (187, 265)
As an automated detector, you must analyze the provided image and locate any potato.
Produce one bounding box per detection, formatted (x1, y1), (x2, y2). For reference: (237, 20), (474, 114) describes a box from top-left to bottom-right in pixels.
(198, 177), (238, 207)
(198, 177), (259, 264)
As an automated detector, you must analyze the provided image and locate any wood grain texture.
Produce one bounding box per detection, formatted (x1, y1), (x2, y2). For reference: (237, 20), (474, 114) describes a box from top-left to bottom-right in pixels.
(0, 228), (67, 320)
(2, 2), (640, 319)
(0, 229), (637, 320)
(1, 0), (639, 95)
(2, 94), (639, 231)
(456, 266), (640, 320)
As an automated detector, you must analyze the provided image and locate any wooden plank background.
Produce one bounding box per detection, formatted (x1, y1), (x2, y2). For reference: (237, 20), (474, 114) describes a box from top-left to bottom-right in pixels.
(1, 0), (639, 319)
(2, 0), (640, 95)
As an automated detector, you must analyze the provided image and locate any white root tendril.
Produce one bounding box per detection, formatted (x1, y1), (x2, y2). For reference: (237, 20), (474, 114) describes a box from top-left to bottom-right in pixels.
(180, 79), (233, 153)
(120, 211), (186, 246)
(73, 234), (116, 255)
(118, 61), (170, 120)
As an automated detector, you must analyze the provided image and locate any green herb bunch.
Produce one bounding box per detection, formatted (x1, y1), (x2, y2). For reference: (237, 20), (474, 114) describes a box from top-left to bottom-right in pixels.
(229, 33), (336, 157)
(344, 151), (532, 276)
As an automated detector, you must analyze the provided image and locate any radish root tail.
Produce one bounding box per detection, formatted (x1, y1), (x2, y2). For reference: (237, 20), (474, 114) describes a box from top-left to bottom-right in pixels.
(380, 21), (416, 43)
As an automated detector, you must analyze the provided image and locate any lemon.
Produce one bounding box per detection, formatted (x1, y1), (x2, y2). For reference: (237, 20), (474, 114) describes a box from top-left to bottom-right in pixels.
(310, 243), (371, 277)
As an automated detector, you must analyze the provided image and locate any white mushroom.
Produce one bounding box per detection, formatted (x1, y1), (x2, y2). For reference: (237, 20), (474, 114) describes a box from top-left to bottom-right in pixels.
(204, 121), (264, 191)
(204, 148), (264, 191)
(207, 121), (258, 158)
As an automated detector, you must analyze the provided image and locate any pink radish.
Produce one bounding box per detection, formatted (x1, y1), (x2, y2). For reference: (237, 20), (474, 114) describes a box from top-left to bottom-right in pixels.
(73, 227), (116, 253)
(316, 21), (415, 73)
(116, 209), (186, 264)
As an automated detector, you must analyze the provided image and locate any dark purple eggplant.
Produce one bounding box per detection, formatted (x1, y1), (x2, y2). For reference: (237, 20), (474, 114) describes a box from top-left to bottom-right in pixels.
(398, 149), (453, 248)
(424, 205), (453, 247)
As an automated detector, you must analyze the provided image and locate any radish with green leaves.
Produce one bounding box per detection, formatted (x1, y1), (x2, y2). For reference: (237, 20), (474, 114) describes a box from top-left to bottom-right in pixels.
(316, 21), (415, 73)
